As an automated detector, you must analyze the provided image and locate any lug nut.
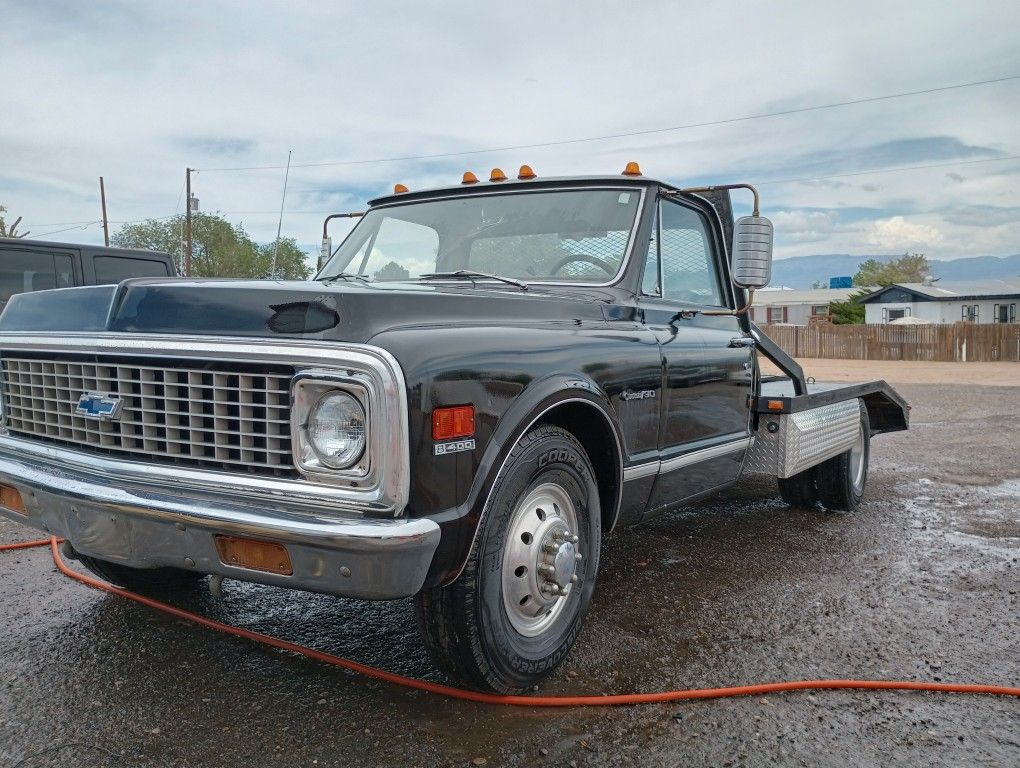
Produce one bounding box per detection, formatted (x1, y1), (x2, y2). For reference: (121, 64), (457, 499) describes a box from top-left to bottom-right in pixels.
(569, 534), (579, 543)
(538, 563), (555, 575)
(570, 574), (578, 584)
(543, 542), (559, 553)
(575, 552), (582, 561)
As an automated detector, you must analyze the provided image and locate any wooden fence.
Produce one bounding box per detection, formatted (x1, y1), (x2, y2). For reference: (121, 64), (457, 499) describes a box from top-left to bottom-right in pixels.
(758, 323), (1020, 362)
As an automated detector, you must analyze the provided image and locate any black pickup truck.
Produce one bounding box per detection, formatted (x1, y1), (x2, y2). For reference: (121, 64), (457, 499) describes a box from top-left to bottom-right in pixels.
(0, 167), (908, 693)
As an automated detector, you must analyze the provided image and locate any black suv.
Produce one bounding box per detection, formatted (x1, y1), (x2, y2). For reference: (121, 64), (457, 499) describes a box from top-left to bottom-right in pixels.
(0, 238), (176, 310)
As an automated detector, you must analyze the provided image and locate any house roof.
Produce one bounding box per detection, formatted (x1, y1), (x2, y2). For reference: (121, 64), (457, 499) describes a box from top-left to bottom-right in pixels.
(859, 278), (1020, 303)
(755, 287), (859, 306)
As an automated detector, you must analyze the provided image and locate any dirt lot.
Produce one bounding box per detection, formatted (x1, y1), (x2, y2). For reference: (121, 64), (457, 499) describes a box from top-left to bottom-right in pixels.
(1, 374), (1018, 767)
(759, 358), (1019, 387)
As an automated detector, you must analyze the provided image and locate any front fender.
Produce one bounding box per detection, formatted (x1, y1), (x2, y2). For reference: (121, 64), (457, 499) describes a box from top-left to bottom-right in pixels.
(423, 374), (625, 587)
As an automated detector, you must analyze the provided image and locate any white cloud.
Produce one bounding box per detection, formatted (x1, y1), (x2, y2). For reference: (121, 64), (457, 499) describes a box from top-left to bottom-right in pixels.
(772, 210), (837, 243)
(1, 0), (1019, 261)
(863, 216), (945, 249)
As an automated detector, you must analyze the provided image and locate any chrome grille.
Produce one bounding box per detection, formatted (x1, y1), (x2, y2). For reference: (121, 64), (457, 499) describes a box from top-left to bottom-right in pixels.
(1, 355), (294, 476)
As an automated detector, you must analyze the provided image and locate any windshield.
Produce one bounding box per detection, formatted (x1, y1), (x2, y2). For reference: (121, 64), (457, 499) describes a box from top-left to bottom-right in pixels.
(319, 188), (642, 283)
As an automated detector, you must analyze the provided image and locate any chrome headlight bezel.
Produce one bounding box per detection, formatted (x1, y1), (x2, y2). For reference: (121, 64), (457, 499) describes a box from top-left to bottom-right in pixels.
(291, 373), (372, 483)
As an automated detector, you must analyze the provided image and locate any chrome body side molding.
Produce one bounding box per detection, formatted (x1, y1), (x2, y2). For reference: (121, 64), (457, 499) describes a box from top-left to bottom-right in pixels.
(623, 436), (753, 483)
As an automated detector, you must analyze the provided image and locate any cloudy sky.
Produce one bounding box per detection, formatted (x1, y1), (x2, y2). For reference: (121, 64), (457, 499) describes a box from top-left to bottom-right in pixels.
(3, 0), (1019, 264)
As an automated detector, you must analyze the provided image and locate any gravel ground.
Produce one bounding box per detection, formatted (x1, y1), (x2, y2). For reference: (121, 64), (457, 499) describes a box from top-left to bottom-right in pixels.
(1, 382), (1017, 767)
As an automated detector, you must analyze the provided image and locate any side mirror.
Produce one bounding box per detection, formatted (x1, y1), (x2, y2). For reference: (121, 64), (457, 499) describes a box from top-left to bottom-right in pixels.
(731, 215), (773, 289)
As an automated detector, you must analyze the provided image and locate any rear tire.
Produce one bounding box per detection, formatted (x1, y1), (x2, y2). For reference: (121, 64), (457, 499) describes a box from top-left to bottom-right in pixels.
(414, 425), (601, 693)
(817, 401), (871, 512)
(777, 467), (819, 508)
(77, 555), (206, 592)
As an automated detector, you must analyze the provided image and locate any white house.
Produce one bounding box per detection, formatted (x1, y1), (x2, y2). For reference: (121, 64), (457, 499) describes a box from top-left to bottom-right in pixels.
(750, 287), (859, 325)
(859, 279), (1020, 325)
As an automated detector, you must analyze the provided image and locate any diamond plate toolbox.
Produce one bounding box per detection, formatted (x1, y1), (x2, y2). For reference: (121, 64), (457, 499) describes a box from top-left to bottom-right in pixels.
(744, 398), (861, 479)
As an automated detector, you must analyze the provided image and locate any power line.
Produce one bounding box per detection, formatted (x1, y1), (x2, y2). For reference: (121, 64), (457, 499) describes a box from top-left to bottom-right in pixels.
(23, 153), (1020, 236)
(196, 74), (1020, 173)
(25, 221), (101, 239)
(758, 154), (1020, 186)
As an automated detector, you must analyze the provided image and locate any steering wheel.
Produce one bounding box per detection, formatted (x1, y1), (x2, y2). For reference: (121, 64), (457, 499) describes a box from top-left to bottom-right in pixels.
(549, 254), (617, 277)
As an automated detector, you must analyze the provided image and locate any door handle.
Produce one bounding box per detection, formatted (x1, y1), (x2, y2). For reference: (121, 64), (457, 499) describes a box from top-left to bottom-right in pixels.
(728, 336), (756, 348)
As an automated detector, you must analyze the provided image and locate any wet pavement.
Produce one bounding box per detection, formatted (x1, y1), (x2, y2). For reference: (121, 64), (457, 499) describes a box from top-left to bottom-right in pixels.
(1, 383), (1017, 767)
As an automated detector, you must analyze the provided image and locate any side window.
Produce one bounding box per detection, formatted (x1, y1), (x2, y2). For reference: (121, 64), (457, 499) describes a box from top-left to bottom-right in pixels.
(93, 256), (170, 283)
(640, 210), (660, 295)
(54, 254), (74, 288)
(0, 249), (74, 305)
(658, 200), (726, 307)
(358, 217), (439, 281)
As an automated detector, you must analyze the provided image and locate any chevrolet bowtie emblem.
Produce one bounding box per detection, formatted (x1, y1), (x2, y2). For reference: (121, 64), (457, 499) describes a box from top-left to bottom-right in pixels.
(75, 392), (123, 421)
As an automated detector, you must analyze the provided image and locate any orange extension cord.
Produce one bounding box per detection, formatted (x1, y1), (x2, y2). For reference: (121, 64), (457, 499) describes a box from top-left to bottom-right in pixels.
(3, 536), (1018, 707)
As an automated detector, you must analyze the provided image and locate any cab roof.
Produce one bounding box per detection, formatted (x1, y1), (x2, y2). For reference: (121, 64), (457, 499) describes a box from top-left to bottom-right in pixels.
(368, 174), (673, 207)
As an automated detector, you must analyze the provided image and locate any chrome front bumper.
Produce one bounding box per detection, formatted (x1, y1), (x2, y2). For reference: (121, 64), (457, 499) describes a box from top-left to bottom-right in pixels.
(0, 448), (440, 600)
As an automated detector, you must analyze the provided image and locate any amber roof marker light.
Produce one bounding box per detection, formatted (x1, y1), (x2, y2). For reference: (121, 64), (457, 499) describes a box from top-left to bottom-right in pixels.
(517, 164), (537, 179)
(622, 161), (642, 176)
(489, 168), (508, 182)
(462, 171), (479, 184)
(393, 183), (409, 194)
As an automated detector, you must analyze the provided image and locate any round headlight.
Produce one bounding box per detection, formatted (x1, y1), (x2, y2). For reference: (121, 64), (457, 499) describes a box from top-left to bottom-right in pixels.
(307, 391), (366, 469)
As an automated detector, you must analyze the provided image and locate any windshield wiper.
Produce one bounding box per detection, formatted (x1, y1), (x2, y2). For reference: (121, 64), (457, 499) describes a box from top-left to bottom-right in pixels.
(419, 270), (529, 291)
(317, 272), (371, 285)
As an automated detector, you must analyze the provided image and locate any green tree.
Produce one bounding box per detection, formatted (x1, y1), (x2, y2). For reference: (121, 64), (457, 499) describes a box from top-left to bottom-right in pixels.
(0, 204), (27, 238)
(113, 213), (311, 279)
(853, 253), (930, 288)
(828, 289), (870, 325)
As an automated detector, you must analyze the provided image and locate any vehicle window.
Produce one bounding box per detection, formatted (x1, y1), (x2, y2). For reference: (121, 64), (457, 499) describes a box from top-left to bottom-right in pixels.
(658, 200), (726, 307)
(0, 249), (75, 306)
(355, 218), (439, 281)
(641, 210), (660, 296)
(93, 255), (170, 283)
(321, 189), (642, 283)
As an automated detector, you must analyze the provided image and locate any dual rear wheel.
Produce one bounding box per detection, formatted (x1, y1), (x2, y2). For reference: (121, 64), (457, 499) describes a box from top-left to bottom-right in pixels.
(777, 401), (871, 512)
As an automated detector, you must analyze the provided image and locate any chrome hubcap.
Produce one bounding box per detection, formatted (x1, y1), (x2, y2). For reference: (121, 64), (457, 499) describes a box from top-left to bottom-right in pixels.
(849, 423), (865, 491)
(502, 483), (582, 637)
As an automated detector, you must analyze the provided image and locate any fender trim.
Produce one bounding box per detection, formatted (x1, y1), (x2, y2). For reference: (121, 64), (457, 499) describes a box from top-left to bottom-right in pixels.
(433, 380), (625, 587)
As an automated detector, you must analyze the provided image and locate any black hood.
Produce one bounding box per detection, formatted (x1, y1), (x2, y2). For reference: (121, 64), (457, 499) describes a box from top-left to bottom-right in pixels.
(0, 278), (609, 343)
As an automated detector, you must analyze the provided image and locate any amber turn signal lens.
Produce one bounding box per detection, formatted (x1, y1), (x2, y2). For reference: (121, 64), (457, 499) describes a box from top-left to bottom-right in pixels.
(767, 400), (784, 411)
(489, 167), (507, 182)
(432, 405), (475, 441)
(622, 161), (642, 176)
(393, 183), (409, 194)
(517, 164), (536, 179)
(462, 171), (479, 184)
(215, 535), (293, 575)
(0, 484), (26, 514)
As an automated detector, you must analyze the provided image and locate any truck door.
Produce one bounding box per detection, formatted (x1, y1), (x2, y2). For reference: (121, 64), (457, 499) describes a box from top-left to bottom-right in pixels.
(639, 196), (753, 513)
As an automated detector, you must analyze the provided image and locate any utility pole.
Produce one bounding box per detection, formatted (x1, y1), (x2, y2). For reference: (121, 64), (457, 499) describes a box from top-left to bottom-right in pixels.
(99, 177), (110, 247)
(185, 167), (193, 277)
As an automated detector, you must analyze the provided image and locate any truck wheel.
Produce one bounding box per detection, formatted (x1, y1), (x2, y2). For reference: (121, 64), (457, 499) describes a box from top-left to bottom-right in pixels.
(777, 467), (819, 508)
(817, 402), (870, 512)
(414, 425), (601, 693)
(77, 554), (206, 592)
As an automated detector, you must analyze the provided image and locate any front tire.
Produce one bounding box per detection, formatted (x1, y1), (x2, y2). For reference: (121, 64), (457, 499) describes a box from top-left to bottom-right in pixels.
(414, 425), (601, 693)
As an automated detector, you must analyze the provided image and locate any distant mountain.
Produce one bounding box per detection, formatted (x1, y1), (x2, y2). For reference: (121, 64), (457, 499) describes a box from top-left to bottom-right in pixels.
(771, 253), (1020, 289)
